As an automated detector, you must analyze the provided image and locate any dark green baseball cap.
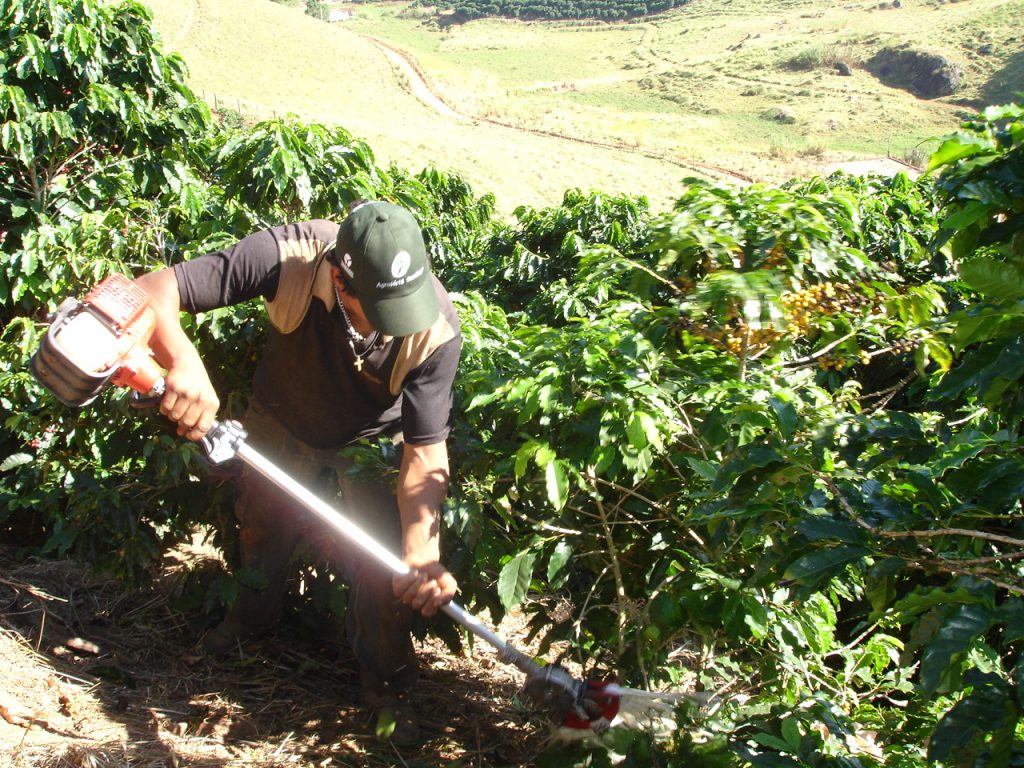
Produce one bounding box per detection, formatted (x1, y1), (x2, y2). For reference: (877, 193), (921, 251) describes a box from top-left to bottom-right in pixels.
(336, 202), (439, 337)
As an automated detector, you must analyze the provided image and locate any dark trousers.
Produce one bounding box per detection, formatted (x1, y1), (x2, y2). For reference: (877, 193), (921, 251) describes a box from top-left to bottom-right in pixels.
(226, 399), (417, 699)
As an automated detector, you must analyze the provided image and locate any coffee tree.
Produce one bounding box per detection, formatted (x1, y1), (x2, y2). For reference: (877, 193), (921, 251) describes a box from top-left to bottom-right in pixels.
(2, 1), (1022, 765)
(450, 109), (1023, 765)
(0, 0), (460, 580)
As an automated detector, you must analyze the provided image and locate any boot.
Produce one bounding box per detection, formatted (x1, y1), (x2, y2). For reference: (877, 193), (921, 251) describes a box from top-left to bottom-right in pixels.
(363, 688), (421, 746)
(200, 615), (259, 656)
(346, 562), (421, 743)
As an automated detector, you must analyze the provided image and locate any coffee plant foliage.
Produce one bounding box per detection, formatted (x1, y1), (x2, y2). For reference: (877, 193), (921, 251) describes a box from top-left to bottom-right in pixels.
(0, 0), (474, 579)
(450, 110), (1024, 765)
(1, 2), (1022, 765)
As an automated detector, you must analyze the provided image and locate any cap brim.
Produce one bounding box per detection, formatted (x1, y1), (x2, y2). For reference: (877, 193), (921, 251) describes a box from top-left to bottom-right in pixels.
(364, 276), (440, 337)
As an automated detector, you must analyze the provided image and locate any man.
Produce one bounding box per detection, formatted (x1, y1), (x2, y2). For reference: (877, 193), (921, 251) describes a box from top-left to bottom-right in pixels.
(136, 201), (461, 745)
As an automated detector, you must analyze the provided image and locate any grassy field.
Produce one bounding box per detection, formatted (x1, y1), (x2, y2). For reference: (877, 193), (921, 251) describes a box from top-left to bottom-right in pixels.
(141, 0), (1023, 216)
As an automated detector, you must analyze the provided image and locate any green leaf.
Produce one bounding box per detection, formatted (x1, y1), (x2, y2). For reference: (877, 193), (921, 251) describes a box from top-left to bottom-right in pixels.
(893, 586), (990, 620)
(927, 135), (985, 171)
(534, 443), (557, 468)
(796, 514), (866, 544)
(933, 336), (1024, 406)
(941, 200), (990, 233)
(927, 675), (1014, 763)
(769, 396), (798, 439)
(865, 557), (903, 615)
(235, 568), (270, 592)
(1001, 599), (1024, 646)
(514, 439), (542, 479)
(1, 452), (33, 471)
(1014, 653), (1024, 709)
(714, 443), (784, 492)
(212, 577), (238, 607)
(650, 591), (684, 629)
(959, 256), (1024, 301)
(919, 603), (993, 695)
(783, 546), (869, 586)
(684, 456), (718, 481)
(626, 411), (661, 451)
(922, 337), (954, 373)
(742, 594), (769, 639)
(545, 460), (569, 510)
(497, 550), (537, 611)
(751, 732), (794, 753)
(374, 707), (397, 740)
(780, 717), (802, 750)
(932, 436), (990, 474)
(546, 541), (573, 585)
(625, 411), (647, 449)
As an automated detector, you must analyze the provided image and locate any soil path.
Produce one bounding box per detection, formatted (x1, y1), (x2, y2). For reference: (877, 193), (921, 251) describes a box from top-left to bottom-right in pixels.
(371, 38), (469, 123)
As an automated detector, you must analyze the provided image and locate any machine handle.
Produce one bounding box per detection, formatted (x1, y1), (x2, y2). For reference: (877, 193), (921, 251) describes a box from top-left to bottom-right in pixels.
(127, 376), (166, 409)
(198, 420), (566, 690)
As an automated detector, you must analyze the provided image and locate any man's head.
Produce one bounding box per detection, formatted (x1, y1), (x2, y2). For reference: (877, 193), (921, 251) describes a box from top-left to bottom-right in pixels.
(332, 201), (438, 337)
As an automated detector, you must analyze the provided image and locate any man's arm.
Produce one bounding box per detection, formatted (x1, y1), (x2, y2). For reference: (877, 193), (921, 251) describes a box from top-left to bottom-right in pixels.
(392, 440), (458, 617)
(135, 269), (220, 441)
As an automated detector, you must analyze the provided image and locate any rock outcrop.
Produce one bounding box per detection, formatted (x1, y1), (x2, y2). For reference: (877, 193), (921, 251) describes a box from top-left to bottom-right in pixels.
(866, 46), (963, 98)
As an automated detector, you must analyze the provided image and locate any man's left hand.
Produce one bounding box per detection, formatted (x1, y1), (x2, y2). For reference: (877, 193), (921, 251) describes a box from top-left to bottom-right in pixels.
(393, 562), (457, 618)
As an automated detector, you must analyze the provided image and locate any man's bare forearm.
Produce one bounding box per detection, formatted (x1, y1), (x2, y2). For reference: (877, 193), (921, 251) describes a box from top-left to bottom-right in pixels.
(394, 440), (457, 616)
(134, 269), (219, 439)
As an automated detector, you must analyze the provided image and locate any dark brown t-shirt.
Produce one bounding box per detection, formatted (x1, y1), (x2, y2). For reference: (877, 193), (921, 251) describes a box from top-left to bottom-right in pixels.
(172, 220), (461, 449)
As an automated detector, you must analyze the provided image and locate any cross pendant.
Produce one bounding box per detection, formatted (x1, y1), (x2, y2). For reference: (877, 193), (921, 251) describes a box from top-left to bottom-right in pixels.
(354, 357), (363, 372)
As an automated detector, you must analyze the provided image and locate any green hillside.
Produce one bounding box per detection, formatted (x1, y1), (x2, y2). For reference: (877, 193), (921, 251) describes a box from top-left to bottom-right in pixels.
(141, 0), (1024, 213)
(141, 0), (700, 215)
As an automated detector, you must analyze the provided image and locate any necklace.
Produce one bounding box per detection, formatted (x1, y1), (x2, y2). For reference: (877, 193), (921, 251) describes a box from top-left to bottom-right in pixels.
(334, 284), (364, 341)
(334, 284), (375, 371)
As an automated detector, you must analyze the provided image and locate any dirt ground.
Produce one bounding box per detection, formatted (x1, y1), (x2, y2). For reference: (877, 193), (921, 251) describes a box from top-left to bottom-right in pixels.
(0, 544), (573, 768)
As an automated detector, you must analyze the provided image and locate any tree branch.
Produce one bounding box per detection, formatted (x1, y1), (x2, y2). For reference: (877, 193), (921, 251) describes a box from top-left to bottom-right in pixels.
(935, 551), (1024, 566)
(767, 329), (858, 369)
(592, 476), (706, 547)
(868, 527), (1024, 550)
(587, 467), (628, 660)
(819, 474), (1024, 594)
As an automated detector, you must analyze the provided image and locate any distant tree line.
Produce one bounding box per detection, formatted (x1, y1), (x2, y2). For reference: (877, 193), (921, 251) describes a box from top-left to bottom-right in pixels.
(425, 0), (690, 21)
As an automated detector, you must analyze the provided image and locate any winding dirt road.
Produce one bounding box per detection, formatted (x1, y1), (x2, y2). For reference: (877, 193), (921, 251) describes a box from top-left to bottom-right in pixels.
(364, 35), (755, 185)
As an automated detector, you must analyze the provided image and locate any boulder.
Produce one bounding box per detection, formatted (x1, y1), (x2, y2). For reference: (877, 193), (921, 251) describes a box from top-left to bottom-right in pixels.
(762, 106), (797, 124)
(866, 46), (963, 98)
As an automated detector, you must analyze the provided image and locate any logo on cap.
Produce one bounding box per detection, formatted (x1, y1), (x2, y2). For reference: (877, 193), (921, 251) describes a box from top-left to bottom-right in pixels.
(391, 251), (411, 279)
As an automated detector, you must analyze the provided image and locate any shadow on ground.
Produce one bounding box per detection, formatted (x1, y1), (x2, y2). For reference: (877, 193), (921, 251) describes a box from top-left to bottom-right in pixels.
(0, 547), (556, 767)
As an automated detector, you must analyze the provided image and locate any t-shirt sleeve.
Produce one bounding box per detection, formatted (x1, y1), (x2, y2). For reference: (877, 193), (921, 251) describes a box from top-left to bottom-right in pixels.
(400, 334), (462, 445)
(172, 228), (284, 312)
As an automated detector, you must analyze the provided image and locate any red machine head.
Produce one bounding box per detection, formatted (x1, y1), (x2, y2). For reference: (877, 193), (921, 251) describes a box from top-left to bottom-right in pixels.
(31, 274), (163, 407)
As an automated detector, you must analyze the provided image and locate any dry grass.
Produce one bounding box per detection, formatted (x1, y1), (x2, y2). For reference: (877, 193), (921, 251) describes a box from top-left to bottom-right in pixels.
(0, 546), (570, 767)
(138, 0), (1021, 217)
(141, 0), (699, 217)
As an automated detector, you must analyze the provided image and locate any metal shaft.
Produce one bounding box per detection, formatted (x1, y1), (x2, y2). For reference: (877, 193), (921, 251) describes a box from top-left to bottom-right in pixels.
(203, 421), (565, 689)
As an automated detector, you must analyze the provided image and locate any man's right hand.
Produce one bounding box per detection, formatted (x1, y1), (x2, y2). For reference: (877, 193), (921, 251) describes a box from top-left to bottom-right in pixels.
(160, 353), (220, 441)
